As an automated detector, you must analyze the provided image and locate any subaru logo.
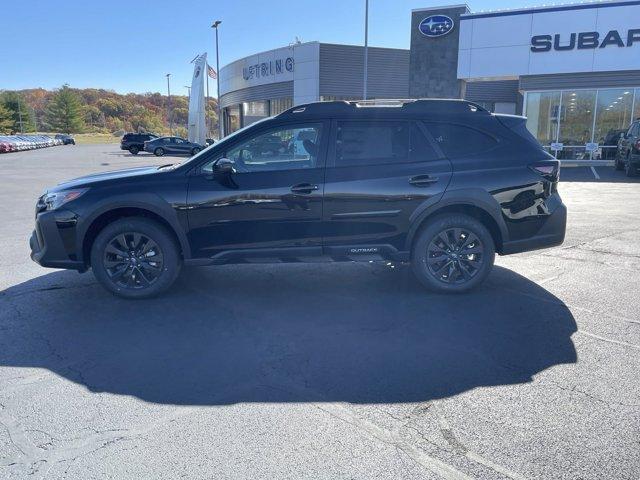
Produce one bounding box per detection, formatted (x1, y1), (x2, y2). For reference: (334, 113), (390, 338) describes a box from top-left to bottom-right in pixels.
(419, 15), (454, 38)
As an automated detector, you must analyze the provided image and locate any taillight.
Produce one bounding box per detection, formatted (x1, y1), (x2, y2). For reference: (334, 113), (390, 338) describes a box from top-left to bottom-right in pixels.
(529, 160), (560, 181)
(634, 140), (640, 151)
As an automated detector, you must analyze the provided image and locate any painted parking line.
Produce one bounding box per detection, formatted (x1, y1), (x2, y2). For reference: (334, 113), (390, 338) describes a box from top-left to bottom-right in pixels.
(590, 166), (600, 180)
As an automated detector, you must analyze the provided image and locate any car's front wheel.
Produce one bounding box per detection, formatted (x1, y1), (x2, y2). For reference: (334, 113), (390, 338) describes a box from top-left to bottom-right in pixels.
(191, 147), (201, 156)
(411, 214), (495, 293)
(129, 146), (139, 155)
(615, 154), (624, 171)
(91, 218), (181, 299)
(154, 147), (164, 157)
(625, 155), (638, 177)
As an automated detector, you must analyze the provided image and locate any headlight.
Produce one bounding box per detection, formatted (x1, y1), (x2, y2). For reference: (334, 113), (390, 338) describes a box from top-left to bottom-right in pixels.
(42, 188), (89, 211)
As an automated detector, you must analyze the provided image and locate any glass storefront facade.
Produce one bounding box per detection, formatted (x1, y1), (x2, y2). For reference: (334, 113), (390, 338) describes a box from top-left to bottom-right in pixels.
(222, 98), (293, 137)
(524, 88), (639, 160)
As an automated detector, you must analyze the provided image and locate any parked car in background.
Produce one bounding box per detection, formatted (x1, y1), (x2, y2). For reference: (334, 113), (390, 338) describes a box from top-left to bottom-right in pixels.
(55, 134), (75, 145)
(30, 99), (566, 298)
(0, 139), (11, 153)
(205, 138), (216, 146)
(615, 120), (640, 176)
(144, 136), (204, 156)
(120, 132), (158, 155)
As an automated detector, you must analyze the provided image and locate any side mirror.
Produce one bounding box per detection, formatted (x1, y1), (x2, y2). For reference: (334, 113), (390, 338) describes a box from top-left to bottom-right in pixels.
(214, 157), (235, 175)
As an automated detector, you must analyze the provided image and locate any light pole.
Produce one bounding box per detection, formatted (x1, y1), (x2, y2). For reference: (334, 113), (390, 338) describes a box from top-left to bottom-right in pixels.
(166, 73), (173, 135)
(184, 86), (191, 132)
(363, 0), (369, 100)
(212, 20), (222, 139)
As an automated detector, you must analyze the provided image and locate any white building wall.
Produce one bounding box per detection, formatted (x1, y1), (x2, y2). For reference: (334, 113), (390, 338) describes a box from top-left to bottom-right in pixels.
(458, 1), (640, 80)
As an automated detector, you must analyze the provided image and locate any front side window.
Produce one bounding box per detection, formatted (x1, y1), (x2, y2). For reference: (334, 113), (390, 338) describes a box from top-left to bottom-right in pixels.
(223, 124), (323, 172)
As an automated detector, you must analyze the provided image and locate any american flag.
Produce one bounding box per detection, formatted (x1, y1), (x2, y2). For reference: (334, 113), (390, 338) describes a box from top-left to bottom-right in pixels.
(207, 63), (217, 79)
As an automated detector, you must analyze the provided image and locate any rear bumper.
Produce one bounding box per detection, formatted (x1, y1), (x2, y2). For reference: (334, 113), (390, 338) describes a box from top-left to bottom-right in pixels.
(30, 210), (85, 271)
(501, 201), (567, 255)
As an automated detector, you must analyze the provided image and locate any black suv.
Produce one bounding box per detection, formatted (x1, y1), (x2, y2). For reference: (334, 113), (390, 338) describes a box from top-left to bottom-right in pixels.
(120, 132), (158, 155)
(30, 100), (566, 298)
(615, 119), (640, 176)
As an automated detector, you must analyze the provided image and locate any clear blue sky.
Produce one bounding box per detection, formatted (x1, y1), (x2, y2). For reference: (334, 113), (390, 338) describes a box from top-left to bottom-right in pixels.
(0, 0), (572, 95)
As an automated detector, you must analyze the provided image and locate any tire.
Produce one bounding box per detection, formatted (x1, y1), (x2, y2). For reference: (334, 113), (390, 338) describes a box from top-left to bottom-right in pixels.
(411, 214), (495, 293)
(191, 147), (201, 156)
(90, 217), (181, 299)
(625, 155), (638, 177)
(129, 146), (139, 155)
(615, 155), (624, 171)
(154, 147), (164, 157)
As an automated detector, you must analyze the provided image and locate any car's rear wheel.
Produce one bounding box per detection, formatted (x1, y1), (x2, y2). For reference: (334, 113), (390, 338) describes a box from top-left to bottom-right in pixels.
(154, 147), (164, 157)
(129, 146), (139, 155)
(91, 218), (181, 299)
(411, 214), (495, 293)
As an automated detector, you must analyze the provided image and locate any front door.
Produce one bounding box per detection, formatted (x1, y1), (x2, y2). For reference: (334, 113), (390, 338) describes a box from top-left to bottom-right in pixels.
(323, 120), (452, 254)
(186, 121), (328, 259)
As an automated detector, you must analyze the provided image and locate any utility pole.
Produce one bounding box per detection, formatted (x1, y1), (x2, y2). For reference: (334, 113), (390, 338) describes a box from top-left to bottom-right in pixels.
(212, 20), (222, 139)
(363, 0), (369, 100)
(166, 73), (173, 135)
(17, 96), (24, 134)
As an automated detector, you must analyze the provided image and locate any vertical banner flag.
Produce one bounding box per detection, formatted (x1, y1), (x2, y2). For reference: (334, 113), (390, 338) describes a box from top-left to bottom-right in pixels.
(188, 53), (207, 145)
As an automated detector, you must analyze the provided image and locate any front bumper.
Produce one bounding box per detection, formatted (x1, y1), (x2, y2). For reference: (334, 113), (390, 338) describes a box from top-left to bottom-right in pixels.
(30, 209), (85, 270)
(501, 200), (567, 255)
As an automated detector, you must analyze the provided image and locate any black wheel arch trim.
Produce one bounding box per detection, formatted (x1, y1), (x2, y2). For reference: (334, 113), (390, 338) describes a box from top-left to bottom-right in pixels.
(405, 188), (509, 253)
(75, 194), (191, 264)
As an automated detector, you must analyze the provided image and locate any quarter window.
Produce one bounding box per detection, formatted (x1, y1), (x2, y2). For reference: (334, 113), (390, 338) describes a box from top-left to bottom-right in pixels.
(426, 123), (497, 158)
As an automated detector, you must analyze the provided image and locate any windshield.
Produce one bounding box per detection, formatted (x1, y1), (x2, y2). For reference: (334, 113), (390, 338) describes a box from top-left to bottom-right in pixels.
(172, 117), (273, 169)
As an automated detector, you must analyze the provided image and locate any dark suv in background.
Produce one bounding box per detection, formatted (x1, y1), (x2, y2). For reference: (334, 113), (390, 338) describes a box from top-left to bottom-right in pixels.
(30, 99), (566, 298)
(615, 119), (640, 176)
(120, 132), (158, 155)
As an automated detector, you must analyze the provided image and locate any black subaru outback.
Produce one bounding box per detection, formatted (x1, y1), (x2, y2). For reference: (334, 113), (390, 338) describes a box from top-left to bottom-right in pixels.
(30, 100), (566, 298)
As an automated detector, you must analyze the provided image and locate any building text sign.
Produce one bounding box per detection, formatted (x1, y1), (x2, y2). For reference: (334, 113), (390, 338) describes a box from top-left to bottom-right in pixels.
(531, 29), (640, 52)
(243, 57), (294, 81)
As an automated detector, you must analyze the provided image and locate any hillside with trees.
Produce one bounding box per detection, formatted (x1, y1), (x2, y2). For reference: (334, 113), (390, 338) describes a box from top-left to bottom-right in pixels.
(0, 86), (219, 138)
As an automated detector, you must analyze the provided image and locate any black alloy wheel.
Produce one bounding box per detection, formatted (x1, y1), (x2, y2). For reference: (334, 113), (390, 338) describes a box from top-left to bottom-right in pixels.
(91, 217), (181, 298)
(129, 146), (139, 155)
(154, 147), (165, 157)
(412, 214), (495, 293)
(103, 232), (164, 290)
(191, 147), (201, 156)
(426, 228), (484, 285)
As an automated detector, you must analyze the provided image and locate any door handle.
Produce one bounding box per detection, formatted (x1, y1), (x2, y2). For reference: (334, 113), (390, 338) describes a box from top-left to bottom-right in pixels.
(409, 175), (439, 187)
(290, 183), (319, 194)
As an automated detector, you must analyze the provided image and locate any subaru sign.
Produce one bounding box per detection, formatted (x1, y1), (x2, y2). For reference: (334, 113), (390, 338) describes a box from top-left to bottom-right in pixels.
(419, 15), (454, 37)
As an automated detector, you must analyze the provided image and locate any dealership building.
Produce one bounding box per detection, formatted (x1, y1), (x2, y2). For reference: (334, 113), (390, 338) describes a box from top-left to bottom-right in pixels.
(219, 0), (640, 160)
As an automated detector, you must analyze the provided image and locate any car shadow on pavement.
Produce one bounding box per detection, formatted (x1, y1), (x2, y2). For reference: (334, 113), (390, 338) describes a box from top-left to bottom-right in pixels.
(0, 264), (577, 405)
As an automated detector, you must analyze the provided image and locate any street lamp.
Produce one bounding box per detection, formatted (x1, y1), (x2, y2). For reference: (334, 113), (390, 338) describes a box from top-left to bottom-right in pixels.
(166, 73), (173, 135)
(363, 0), (369, 100)
(212, 20), (222, 139)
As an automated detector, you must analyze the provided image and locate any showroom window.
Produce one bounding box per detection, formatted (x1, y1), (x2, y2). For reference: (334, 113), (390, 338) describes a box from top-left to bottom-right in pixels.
(242, 101), (269, 127)
(525, 87), (639, 160)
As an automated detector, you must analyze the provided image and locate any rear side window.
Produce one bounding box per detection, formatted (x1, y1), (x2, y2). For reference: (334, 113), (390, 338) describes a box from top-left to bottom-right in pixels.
(425, 123), (497, 158)
(335, 121), (438, 166)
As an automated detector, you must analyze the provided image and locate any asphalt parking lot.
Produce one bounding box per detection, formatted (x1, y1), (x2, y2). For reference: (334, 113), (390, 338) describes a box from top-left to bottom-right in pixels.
(1, 144), (639, 479)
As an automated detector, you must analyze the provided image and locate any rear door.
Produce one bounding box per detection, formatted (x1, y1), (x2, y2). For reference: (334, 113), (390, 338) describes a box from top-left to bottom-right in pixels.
(322, 120), (452, 254)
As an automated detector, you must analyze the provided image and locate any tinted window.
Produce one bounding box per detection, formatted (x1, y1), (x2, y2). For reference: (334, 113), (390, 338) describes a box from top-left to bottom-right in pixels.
(203, 124), (323, 173)
(336, 121), (409, 166)
(425, 123), (497, 158)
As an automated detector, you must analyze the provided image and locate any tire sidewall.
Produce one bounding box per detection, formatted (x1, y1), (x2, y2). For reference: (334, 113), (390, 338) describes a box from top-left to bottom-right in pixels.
(192, 147), (201, 155)
(90, 218), (181, 299)
(411, 214), (495, 293)
(154, 147), (164, 157)
(129, 146), (139, 155)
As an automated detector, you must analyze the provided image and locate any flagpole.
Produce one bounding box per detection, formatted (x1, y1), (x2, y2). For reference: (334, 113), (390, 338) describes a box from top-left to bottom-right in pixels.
(206, 67), (210, 138)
